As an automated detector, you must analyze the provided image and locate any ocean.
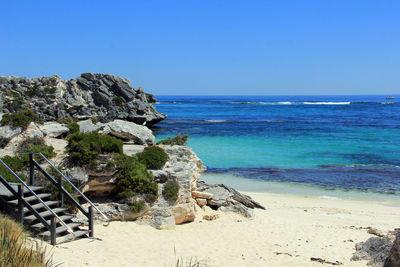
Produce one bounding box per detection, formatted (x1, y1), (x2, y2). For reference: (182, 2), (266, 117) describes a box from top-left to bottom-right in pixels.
(153, 95), (400, 200)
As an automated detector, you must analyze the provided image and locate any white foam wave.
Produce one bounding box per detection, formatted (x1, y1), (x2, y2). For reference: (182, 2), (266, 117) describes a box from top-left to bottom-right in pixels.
(303, 102), (351, 105)
(204, 120), (228, 123)
(319, 196), (340, 200)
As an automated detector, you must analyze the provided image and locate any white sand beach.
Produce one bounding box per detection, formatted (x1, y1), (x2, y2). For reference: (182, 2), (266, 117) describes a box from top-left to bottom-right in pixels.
(47, 192), (400, 267)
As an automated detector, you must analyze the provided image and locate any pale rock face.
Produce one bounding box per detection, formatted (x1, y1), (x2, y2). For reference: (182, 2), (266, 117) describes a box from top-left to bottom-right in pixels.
(0, 125), (22, 139)
(196, 198), (207, 207)
(172, 204), (196, 224)
(100, 119), (155, 145)
(77, 119), (104, 133)
(24, 122), (44, 139)
(192, 191), (213, 199)
(39, 121), (69, 137)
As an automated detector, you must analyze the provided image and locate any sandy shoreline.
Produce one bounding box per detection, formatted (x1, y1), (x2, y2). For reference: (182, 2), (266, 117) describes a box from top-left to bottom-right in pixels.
(47, 192), (400, 267)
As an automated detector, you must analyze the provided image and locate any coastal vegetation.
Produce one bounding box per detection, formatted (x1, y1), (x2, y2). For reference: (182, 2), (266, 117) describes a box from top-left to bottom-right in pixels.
(0, 139), (56, 183)
(157, 134), (189, 146)
(0, 137), (10, 148)
(1, 109), (41, 129)
(0, 215), (57, 267)
(67, 121), (80, 135)
(162, 180), (180, 202)
(137, 146), (169, 170)
(66, 132), (123, 165)
(113, 154), (158, 201)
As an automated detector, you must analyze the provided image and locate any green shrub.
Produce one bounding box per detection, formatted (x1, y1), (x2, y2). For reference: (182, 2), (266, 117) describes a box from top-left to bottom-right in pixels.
(66, 132), (123, 165)
(129, 200), (145, 213)
(0, 215), (58, 267)
(157, 134), (189, 146)
(137, 146), (168, 170)
(0, 155), (28, 182)
(91, 117), (98, 124)
(0, 137), (10, 149)
(17, 138), (56, 163)
(1, 109), (40, 129)
(56, 117), (74, 124)
(68, 121), (80, 135)
(114, 154), (158, 200)
(162, 180), (180, 202)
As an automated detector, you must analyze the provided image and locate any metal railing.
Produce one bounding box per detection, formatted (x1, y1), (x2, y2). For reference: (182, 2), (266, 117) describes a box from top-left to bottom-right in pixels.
(0, 158), (74, 245)
(28, 152), (110, 224)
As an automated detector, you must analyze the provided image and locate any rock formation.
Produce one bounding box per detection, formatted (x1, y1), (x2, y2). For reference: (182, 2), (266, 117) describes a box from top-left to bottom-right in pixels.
(0, 73), (166, 125)
(384, 231), (400, 267)
(0, 73), (265, 230)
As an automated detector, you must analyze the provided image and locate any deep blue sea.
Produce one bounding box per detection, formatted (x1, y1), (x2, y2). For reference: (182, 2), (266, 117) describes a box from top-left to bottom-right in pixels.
(154, 95), (400, 199)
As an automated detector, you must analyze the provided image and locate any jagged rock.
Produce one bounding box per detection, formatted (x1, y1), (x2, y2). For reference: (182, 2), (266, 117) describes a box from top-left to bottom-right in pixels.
(77, 119), (104, 133)
(196, 198), (207, 207)
(39, 122), (69, 138)
(100, 119), (155, 145)
(192, 190), (213, 199)
(64, 166), (89, 186)
(0, 125), (22, 139)
(384, 231), (400, 267)
(0, 73), (166, 126)
(172, 204), (196, 224)
(196, 181), (265, 217)
(352, 236), (393, 267)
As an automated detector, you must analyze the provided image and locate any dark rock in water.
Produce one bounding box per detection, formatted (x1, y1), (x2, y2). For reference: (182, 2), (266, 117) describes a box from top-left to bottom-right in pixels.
(0, 73), (166, 126)
(384, 231), (400, 267)
(352, 236), (393, 267)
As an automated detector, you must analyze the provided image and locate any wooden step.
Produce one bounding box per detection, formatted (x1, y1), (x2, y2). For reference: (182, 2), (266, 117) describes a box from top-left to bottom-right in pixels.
(39, 223), (82, 237)
(56, 230), (90, 244)
(7, 193), (52, 205)
(24, 207), (68, 221)
(24, 200), (59, 213)
(0, 184), (44, 198)
(31, 214), (76, 230)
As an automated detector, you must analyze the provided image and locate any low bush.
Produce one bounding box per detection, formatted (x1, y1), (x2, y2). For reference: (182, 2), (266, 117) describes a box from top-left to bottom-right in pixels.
(0, 155), (27, 183)
(162, 180), (180, 202)
(0, 137), (10, 149)
(129, 200), (145, 213)
(66, 132), (123, 165)
(157, 134), (189, 146)
(17, 138), (56, 163)
(114, 154), (158, 200)
(1, 109), (41, 129)
(67, 121), (80, 135)
(137, 146), (168, 170)
(0, 215), (57, 267)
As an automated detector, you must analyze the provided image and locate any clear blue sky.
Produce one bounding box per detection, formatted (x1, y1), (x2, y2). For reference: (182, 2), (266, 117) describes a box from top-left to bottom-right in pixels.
(1, 0), (399, 95)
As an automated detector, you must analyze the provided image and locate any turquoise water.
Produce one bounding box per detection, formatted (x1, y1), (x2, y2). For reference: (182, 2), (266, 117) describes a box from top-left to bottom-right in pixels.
(154, 95), (400, 198)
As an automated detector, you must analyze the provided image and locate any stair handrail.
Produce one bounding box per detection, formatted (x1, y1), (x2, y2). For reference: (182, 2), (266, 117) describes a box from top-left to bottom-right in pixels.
(0, 158), (75, 236)
(30, 152), (110, 224)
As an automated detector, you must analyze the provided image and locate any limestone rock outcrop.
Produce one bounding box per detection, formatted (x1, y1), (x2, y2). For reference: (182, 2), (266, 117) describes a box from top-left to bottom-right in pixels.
(0, 73), (166, 126)
(384, 231), (400, 267)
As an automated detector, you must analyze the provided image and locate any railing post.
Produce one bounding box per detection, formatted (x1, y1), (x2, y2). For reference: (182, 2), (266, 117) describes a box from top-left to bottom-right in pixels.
(58, 176), (64, 208)
(18, 184), (24, 224)
(29, 154), (35, 185)
(89, 206), (94, 237)
(51, 216), (57, 245)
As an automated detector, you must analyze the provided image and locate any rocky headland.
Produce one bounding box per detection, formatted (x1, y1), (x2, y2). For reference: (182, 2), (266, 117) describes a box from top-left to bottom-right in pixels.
(0, 73), (264, 230)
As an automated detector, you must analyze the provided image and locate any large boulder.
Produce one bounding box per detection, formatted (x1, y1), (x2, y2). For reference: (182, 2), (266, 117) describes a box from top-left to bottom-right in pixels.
(77, 119), (104, 133)
(100, 119), (155, 145)
(384, 231), (400, 267)
(0, 125), (22, 139)
(38, 121), (69, 138)
(352, 236), (393, 267)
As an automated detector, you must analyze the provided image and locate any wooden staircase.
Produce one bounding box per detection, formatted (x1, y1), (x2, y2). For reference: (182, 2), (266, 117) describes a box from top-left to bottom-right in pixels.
(0, 152), (108, 245)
